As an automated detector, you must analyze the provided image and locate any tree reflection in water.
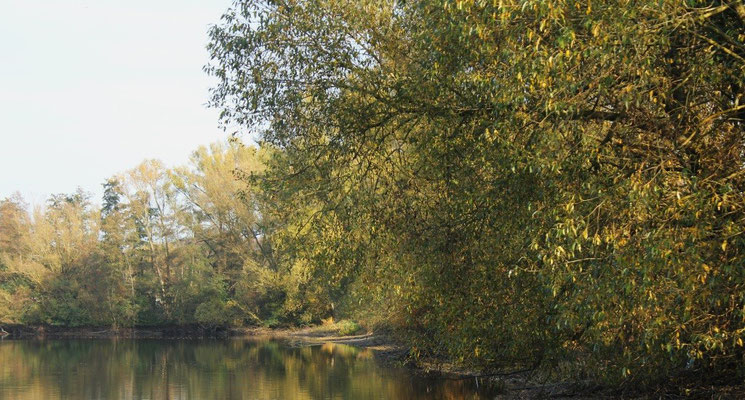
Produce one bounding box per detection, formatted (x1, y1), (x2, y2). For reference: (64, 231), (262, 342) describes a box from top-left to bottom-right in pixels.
(0, 338), (497, 399)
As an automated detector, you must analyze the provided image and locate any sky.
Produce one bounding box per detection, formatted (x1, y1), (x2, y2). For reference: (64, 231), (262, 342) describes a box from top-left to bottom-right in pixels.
(0, 0), (236, 206)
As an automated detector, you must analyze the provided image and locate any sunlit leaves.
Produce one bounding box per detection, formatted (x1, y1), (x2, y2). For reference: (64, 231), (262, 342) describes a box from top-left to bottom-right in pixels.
(207, 0), (745, 386)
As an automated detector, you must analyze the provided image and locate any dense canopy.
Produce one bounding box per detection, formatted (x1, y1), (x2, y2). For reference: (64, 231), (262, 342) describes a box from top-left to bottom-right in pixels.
(206, 0), (745, 384)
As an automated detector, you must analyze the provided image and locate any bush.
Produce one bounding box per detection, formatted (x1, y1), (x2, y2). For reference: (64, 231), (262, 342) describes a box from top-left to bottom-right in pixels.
(336, 320), (362, 336)
(194, 299), (229, 327)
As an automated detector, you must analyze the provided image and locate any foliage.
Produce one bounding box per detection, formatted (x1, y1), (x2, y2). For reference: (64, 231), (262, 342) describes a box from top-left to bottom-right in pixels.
(0, 141), (280, 328)
(207, 0), (745, 385)
(335, 320), (362, 336)
(2, 0), (743, 389)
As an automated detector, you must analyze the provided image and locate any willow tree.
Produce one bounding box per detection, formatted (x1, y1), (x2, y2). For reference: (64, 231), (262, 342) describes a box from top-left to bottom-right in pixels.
(208, 0), (745, 383)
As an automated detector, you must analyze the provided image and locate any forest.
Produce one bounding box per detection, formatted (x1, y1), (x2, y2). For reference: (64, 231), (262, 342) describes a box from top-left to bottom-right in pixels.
(2, 0), (745, 388)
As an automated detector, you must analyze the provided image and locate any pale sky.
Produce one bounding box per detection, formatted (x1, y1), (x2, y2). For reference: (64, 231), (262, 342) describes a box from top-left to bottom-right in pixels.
(0, 0), (236, 206)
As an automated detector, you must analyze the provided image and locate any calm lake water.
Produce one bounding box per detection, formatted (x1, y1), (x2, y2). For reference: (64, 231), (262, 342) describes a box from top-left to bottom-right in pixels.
(0, 338), (497, 399)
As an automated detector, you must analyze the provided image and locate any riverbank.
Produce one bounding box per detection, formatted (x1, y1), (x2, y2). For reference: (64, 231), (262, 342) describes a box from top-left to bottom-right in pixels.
(239, 325), (410, 364)
(0, 324), (232, 339)
(239, 326), (602, 398)
(2, 324), (743, 398)
(270, 327), (745, 399)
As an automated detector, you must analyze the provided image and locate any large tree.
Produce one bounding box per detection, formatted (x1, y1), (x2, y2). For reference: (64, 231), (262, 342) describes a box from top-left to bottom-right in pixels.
(208, 0), (745, 383)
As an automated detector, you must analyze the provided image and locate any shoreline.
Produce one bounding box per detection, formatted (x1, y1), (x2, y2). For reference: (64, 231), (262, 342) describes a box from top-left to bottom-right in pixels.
(0, 324), (234, 339)
(0, 325), (586, 397)
(3, 325), (743, 398)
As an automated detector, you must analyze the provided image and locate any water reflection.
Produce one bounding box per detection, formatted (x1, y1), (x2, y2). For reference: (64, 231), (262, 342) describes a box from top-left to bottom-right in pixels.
(0, 338), (496, 399)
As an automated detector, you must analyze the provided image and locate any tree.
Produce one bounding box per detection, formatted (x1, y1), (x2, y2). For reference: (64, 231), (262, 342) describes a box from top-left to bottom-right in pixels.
(119, 160), (178, 317)
(207, 0), (745, 383)
(0, 195), (32, 323)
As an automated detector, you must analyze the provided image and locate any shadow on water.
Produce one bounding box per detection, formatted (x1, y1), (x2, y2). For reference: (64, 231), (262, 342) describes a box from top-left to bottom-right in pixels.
(0, 338), (499, 399)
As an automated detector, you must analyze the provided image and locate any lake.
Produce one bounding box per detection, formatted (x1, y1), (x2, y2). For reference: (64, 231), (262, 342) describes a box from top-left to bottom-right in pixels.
(0, 338), (497, 399)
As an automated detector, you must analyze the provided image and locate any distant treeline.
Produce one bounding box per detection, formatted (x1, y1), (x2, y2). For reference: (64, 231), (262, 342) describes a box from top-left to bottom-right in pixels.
(1, 143), (292, 328)
(3, 0), (745, 388)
